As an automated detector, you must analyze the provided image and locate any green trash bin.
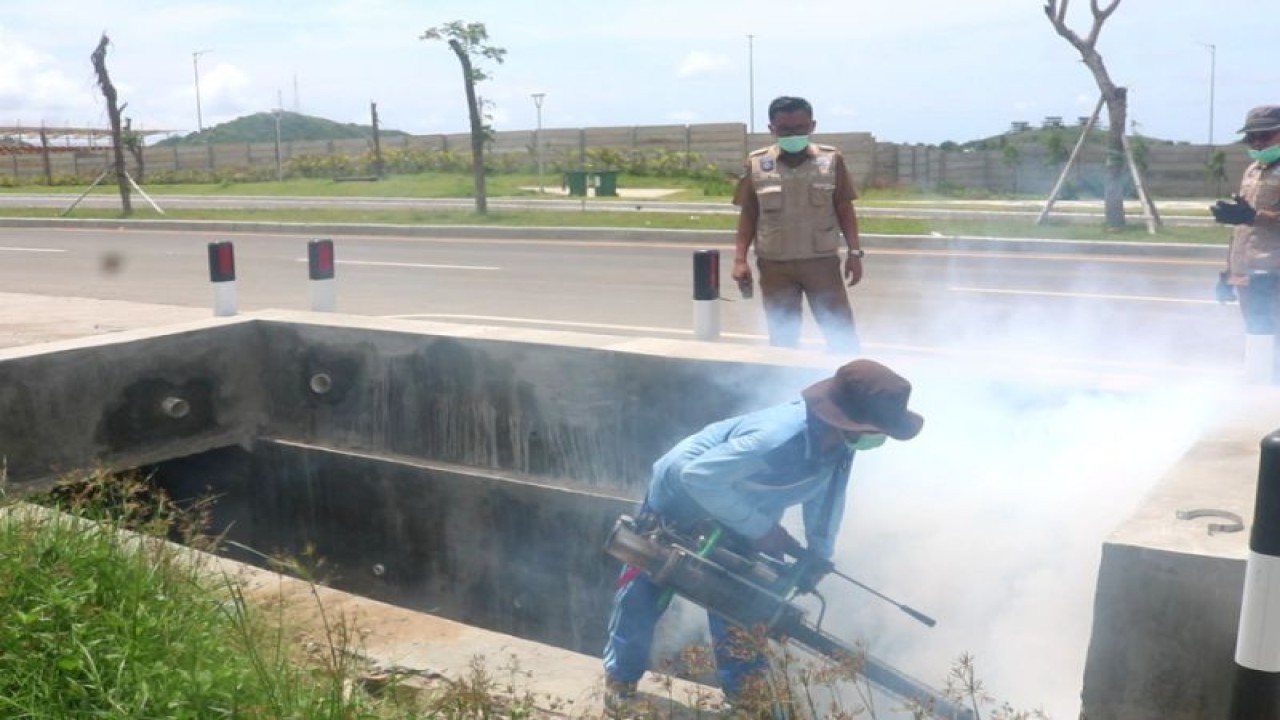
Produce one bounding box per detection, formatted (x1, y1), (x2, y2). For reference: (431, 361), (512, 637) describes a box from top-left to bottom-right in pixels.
(594, 170), (619, 197)
(564, 170), (589, 197)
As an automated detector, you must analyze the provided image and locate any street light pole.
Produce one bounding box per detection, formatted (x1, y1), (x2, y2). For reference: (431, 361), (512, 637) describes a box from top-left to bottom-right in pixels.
(273, 90), (284, 182)
(1204, 42), (1216, 149)
(747, 34), (756, 135)
(192, 49), (213, 134)
(531, 92), (546, 194)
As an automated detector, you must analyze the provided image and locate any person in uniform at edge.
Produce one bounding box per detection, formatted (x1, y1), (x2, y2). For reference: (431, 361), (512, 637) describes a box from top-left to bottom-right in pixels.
(1212, 105), (1280, 379)
(602, 359), (924, 712)
(732, 95), (864, 352)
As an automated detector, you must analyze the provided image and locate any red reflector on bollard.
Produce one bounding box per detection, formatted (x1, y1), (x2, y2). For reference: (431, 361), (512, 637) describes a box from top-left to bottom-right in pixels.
(207, 241), (235, 282)
(308, 239), (335, 280)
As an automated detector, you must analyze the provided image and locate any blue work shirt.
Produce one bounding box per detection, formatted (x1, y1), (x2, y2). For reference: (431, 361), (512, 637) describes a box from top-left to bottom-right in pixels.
(646, 401), (853, 560)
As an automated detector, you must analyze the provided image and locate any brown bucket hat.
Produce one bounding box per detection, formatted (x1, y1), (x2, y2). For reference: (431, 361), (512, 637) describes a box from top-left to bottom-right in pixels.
(801, 359), (924, 440)
(1238, 106), (1280, 134)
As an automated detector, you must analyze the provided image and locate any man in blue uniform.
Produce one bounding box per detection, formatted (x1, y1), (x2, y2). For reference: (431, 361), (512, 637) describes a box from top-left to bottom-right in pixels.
(602, 358), (924, 711)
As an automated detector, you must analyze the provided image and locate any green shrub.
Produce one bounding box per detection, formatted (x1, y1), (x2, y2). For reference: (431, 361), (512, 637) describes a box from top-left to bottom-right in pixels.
(2, 471), (382, 719)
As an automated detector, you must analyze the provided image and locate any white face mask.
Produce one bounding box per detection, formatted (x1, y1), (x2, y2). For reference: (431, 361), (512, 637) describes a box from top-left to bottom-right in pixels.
(845, 433), (887, 452)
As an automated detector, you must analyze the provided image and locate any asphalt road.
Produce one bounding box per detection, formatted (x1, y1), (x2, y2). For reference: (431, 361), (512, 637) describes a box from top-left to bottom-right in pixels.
(0, 193), (1216, 225)
(0, 225), (1240, 377)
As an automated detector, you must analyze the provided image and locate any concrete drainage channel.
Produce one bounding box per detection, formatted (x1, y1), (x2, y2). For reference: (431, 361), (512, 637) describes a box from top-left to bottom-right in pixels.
(145, 440), (627, 656)
(1, 308), (1269, 718)
(0, 310), (851, 713)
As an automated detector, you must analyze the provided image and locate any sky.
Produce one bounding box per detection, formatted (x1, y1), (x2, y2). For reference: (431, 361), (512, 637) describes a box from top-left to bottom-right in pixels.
(0, 1), (1270, 147)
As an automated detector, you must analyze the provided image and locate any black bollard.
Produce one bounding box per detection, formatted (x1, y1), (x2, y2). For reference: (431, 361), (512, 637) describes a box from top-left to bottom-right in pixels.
(1229, 429), (1280, 718)
(692, 250), (720, 341)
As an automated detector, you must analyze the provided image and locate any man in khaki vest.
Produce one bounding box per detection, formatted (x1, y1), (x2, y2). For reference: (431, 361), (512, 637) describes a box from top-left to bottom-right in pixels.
(732, 95), (862, 352)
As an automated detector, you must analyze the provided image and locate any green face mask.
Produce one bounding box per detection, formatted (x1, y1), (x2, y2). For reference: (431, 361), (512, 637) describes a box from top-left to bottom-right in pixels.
(777, 135), (810, 154)
(846, 433), (887, 452)
(1249, 145), (1280, 165)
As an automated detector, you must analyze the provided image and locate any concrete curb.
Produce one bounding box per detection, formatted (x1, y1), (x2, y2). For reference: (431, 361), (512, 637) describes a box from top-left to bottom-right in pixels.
(0, 216), (1229, 260)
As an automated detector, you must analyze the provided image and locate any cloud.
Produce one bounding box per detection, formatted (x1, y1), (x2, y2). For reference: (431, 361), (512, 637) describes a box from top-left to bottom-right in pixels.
(676, 51), (730, 78)
(0, 29), (94, 123)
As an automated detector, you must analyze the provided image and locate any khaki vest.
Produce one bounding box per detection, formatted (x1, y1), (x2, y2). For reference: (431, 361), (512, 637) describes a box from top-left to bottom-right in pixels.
(748, 144), (843, 260)
(1231, 161), (1280, 274)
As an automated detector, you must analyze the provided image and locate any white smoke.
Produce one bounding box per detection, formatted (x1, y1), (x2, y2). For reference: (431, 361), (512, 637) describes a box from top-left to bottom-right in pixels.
(804, 367), (1225, 718)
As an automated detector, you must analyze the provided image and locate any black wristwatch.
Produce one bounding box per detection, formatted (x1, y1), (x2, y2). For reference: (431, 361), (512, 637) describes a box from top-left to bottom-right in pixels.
(847, 247), (865, 259)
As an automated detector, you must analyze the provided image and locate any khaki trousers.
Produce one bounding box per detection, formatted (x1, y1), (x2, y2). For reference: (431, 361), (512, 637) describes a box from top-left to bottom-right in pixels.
(757, 256), (859, 352)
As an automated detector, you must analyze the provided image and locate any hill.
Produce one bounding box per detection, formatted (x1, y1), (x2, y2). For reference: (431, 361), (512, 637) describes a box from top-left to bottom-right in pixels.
(154, 111), (409, 147)
(943, 125), (1184, 152)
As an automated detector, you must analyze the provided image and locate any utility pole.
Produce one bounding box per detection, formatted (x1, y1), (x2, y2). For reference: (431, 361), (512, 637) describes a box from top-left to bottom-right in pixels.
(1202, 42), (1216, 149)
(531, 92), (546, 194)
(747, 34), (756, 134)
(192, 48), (213, 133)
(272, 90), (283, 181)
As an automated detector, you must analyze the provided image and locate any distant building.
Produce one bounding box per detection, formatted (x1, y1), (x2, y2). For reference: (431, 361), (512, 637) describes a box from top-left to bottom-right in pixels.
(1042, 116), (1064, 129)
(1009, 121), (1031, 133)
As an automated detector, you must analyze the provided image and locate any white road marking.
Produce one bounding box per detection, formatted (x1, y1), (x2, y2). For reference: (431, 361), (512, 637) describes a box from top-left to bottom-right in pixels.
(294, 258), (500, 271)
(8, 226), (1224, 267)
(0, 246), (65, 253)
(949, 286), (1220, 305)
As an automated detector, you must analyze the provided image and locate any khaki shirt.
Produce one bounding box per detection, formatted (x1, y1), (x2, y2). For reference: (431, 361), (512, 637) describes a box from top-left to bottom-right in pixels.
(1230, 161), (1280, 277)
(733, 144), (856, 261)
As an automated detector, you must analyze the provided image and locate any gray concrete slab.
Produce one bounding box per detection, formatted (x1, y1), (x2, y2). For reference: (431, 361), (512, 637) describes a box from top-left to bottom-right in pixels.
(0, 291), (210, 350)
(1081, 387), (1280, 719)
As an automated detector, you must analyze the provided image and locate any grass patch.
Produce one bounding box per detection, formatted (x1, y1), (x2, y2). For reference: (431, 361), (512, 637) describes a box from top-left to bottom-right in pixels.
(0, 470), (392, 719)
(0, 174), (1226, 243)
(0, 173), (719, 201)
(9, 205), (1224, 243)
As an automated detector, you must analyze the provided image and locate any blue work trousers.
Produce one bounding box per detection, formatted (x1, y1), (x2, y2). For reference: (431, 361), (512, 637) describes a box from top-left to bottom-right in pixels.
(602, 564), (768, 699)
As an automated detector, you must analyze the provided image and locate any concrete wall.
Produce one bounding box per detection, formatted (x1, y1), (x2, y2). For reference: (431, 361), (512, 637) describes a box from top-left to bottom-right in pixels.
(251, 318), (827, 494)
(0, 321), (264, 488)
(150, 441), (634, 655)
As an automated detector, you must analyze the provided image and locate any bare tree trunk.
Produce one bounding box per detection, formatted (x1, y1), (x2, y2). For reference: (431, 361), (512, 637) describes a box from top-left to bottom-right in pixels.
(1044, 0), (1127, 228)
(449, 39), (488, 215)
(1103, 88), (1128, 228)
(90, 34), (131, 216)
(38, 127), (52, 186)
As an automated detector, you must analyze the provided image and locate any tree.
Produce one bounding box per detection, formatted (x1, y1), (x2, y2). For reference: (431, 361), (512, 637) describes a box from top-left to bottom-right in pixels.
(1206, 148), (1228, 197)
(1043, 0), (1127, 228)
(90, 33), (131, 215)
(420, 21), (506, 215)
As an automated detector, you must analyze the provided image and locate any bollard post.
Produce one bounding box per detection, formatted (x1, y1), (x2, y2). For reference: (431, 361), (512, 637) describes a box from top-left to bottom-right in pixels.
(308, 238), (336, 312)
(1229, 429), (1280, 719)
(692, 250), (720, 341)
(1244, 272), (1277, 384)
(207, 241), (237, 317)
